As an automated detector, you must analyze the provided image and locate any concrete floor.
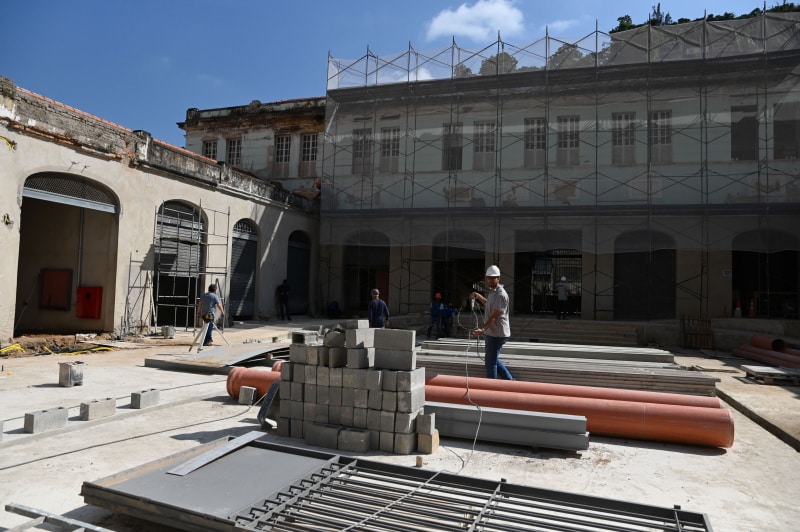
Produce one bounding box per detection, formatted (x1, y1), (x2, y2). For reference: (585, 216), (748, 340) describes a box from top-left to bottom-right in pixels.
(1, 318), (798, 531)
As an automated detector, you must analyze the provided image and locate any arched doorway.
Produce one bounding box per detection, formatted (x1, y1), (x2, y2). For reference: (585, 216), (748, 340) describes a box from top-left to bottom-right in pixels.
(732, 230), (798, 318)
(287, 231), (312, 316)
(230, 219), (258, 320)
(431, 230), (485, 308)
(614, 230), (676, 320)
(343, 231), (390, 314)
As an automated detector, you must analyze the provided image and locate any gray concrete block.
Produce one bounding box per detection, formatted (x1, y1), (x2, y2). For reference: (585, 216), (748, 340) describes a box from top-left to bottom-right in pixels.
(328, 386), (342, 406)
(304, 403), (316, 421)
(374, 328), (416, 350)
(417, 412), (436, 435)
(292, 330), (319, 345)
(289, 344), (307, 364)
(340, 406), (354, 427)
(353, 388), (369, 408)
(292, 362), (306, 383)
(338, 428), (370, 453)
(346, 319), (369, 329)
(364, 369), (383, 390)
(329, 367), (343, 387)
(380, 411), (396, 433)
(382, 391), (398, 412)
(315, 405), (329, 424)
(317, 366), (330, 386)
(396, 367), (426, 392)
(290, 400), (304, 420)
(303, 383), (317, 403)
(317, 346), (330, 367)
(394, 410), (419, 434)
(131, 388), (160, 409)
(343, 368), (367, 388)
(379, 431), (394, 452)
(369, 429), (380, 450)
(317, 385), (330, 405)
(397, 386), (425, 413)
(394, 432), (417, 455)
(305, 345), (320, 366)
(24, 407), (68, 433)
(341, 387), (354, 407)
(277, 417), (291, 437)
(346, 328), (375, 348)
(238, 386), (257, 405)
(290, 419), (304, 439)
(367, 409), (382, 431)
(381, 370), (397, 391)
(353, 407), (368, 428)
(374, 349), (417, 371)
(368, 389), (383, 410)
(58, 360), (85, 387)
(328, 405), (342, 425)
(279, 381), (291, 400)
(280, 361), (293, 381)
(304, 364), (318, 384)
(279, 398), (292, 419)
(324, 330), (346, 347)
(79, 397), (117, 421)
(328, 347), (348, 368)
(347, 347), (374, 369)
(418, 429), (440, 454)
(290, 382), (304, 402)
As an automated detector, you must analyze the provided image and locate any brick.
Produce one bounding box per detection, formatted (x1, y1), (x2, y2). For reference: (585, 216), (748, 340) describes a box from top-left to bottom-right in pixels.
(338, 428), (370, 452)
(396, 367), (426, 392)
(397, 386), (425, 413)
(24, 407), (68, 433)
(364, 369), (383, 390)
(353, 389), (369, 408)
(347, 347), (374, 369)
(305, 423), (340, 449)
(346, 319), (369, 329)
(367, 409), (382, 431)
(79, 397), (116, 421)
(417, 429), (440, 454)
(328, 347), (348, 368)
(374, 328), (416, 350)
(317, 367), (330, 386)
(382, 391), (398, 412)
(353, 407), (368, 428)
(379, 431), (394, 452)
(289, 344), (307, 363)
(395, 410), (419, 434)
(374, 349), (417, 371)
(238, 386), (257, 405)
(292, 330), (318, 344)
(324, 330), (346, 347)
(277, 417), (291, 437)
(329, 367), (343, 387)
(417, 412), (436, 435)
(131, 388), (160, 409)
(346, 328), (375, 348)
(304, 383), (317, 403)
(380, 411), (396, 432)
(381, 370), (398, 391)
(368, 389), (383, 410)
(394, 432), (417, 455)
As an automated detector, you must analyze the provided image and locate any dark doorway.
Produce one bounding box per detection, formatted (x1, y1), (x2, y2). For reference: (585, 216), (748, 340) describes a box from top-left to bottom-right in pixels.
(432, 230), (485, 309)
(288, 231), (312, 316)
(732, 230), (798, 319)
(230, 220), (258, 320)
(614, 231), (676, 320)
(343, 231), (390, 314)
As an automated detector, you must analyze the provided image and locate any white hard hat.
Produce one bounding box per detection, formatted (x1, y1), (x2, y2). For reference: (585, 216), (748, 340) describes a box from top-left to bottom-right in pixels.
(561, 276), (566, 281)
(485, 265), (501, 277)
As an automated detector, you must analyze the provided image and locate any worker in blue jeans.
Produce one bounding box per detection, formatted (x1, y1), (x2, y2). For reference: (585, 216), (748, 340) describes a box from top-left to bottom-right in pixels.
(197, 284), (225, 346)
(470, 265), (514, 380)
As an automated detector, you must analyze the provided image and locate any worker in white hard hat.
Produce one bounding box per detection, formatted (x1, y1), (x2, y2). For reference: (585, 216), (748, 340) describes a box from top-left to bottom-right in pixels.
(469, 265), (514, 380)
(556, 275), (569, 320)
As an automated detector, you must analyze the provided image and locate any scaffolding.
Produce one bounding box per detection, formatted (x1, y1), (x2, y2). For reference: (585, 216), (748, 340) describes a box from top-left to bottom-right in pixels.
(319, 13), (800, 320)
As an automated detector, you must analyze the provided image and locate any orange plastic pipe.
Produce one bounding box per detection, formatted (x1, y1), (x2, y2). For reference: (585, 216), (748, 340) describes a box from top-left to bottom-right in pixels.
(425, 374), (723, 409)
(734, 345), (800, 369)
(751, 334), (787, 352)
(226, 366), (281, 398)
(425, 384), (734, 448)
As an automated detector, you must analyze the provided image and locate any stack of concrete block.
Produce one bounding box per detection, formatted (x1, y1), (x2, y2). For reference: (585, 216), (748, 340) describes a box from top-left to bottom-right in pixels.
(277, 321), (430, 455)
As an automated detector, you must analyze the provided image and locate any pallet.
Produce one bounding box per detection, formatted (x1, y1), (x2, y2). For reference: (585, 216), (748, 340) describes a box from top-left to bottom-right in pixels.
(742, 365), (800, 386)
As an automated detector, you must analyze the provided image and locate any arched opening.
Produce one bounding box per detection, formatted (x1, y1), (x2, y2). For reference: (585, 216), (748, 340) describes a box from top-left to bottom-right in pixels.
(230, 219), (258, 320)
(614, 230), (676, 320)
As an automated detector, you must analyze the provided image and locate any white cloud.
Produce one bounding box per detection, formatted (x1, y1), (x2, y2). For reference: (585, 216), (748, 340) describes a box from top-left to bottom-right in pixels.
(546, 18), (580, 33)
(426, 0), (524, 42)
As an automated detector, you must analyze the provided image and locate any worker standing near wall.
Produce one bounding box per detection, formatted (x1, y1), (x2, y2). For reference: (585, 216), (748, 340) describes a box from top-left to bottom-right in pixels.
(197, 284), (224, 346)
(470, 266), (514, 380)
(556, 276), (569, 320)
(367, 288), (390, 328)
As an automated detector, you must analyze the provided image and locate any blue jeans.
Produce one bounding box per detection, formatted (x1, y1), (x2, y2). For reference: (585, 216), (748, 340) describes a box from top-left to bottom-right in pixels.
(484, 335), (514, 380)
(203, 318), (215, 345)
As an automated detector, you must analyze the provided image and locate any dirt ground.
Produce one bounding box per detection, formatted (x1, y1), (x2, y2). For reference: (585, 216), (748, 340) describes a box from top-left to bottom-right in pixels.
(1, 321), (799, 531)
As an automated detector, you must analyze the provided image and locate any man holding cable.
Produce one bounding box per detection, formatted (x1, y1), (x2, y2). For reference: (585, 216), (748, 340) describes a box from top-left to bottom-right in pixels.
(470, 265), (514, 380)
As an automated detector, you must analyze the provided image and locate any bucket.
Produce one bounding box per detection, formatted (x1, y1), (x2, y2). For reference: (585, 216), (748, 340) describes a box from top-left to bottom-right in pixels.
(59, 361), (85, 387)
(161, 326), (175, 339)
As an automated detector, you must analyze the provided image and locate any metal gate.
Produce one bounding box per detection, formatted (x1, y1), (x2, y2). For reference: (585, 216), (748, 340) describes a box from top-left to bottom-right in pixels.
(230, 220), (257, 320)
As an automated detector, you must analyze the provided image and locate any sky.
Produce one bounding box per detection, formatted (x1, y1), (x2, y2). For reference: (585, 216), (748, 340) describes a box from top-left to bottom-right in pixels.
(5, 0), (768, 147)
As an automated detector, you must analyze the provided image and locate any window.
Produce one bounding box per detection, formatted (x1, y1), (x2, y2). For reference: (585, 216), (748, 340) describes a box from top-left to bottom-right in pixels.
(524, 117), (546, 168)
(202, 140), (217, 160)
(473, 121), (496, 170)
(352, 129), (373, 174)
(380, 127), (400, 173)
(274, 135), (291, 178)
(612, 112), (636, 165)
(556, 115), (580, 165)
(649, 110), (672, 163)
(442, 123), (463, 171)
(731, 106), (758, 161)
(300, 133), (318, 178)
(774, 102), (800, 160)
(226, 138), (242, 166)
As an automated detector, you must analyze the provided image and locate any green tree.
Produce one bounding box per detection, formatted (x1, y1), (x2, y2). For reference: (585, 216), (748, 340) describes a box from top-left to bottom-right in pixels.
(479, 51), (518, 75)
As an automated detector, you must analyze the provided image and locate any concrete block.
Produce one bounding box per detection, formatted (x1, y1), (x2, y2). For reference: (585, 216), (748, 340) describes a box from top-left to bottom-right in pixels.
(382, 391), (398, 412)
(353, 407), (368, 428)
(58, 361), (85, 387)
(315, 405), (329, 424)
(305, 423), (341, 449)
(305, 345), (320, 366)
(329, 367), (343, 387)
(353, 388), (369, 408)
(379, 431), (394, 452)
(303, 383), (317, 403)
(280, 362), (293, 381)
(317, 385), (330, 405)
(364, 369), (383, 390)
(292, 363), (306, 383)
(328, 386), (342, 406)
(79, 397), (116, 421)
(346, 328), (375, 348)
(304, 403), (316, 421)
(290, 400), (304, 420)
(347, 347), (375, 369)
(396, 367), (426, 392)
(24, 407), (68, 433)
(290, 419), (304, 439)
(279, 399), (292, 419)
(394, 410), (419, 433)
(381, 370), (397, 391)
(340, 406), (354, 426)
(292, 330), (318, 345)
(324, 330), (346, 347)
(397, 386), (425, 413)
(374, 349), (417, 371)
(343, 368), (367, 388)
(317, 366), (330, 386)
(417, 412), (436, 435)
(317, 346), (330, 367)
(367, 409), (382, 431)
(346, 319), (369, 329)
(279, 381), (291, 400)
(418, 429), (440, 454)
(341, 387), (355, 407)
(290, 382), (304, 402)
(374, 328), (416, 350)
(304, 365), (318, 384)
(277, 417), (291, 437)
(329, 347), (348, 368)
(394, 432), (417, 455)
(368, 389), (383, 410)
(338, 428), (370, 452)
(369, 429), (380, 450)
(328, 405), (342, 425)
(238, 386), (257, 405)
(379, 411), (396, 433)
(289, 344), (308, 364)
(131, 388), (160, 409)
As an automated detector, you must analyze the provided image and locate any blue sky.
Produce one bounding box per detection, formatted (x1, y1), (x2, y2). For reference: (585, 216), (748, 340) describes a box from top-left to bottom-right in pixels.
(5, 0), (765, 147)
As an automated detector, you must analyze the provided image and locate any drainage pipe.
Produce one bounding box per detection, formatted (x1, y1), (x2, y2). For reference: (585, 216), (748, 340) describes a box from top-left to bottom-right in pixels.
(425, 374), (724, 409)
(425, 385), (734, 448)
(733, 344), (800, 369)
(751, 334), (787, 352)
(226, 366), (281, 398)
